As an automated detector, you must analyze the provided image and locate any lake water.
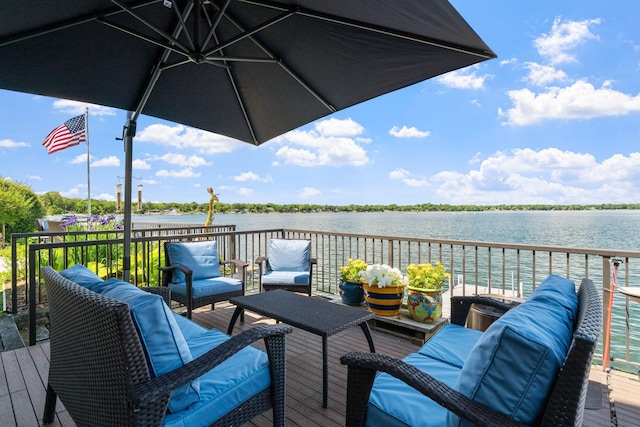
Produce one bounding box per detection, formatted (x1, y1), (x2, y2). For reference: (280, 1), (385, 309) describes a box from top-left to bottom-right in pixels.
(134, 209), (640, 251)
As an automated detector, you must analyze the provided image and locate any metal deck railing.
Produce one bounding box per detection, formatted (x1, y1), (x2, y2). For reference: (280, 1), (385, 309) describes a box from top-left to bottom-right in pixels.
(6, 225), (640, 374)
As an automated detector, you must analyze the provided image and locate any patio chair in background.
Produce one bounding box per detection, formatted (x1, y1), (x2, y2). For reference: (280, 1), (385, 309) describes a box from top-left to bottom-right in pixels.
(256, 239), (316, 296)
(161, 240), (247, 318)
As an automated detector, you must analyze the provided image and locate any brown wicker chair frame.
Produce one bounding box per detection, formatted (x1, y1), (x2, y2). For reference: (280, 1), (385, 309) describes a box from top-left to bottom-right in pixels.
(341, 277), (602, 427)
(41, 266), (291, 426)
(160, 241), (248, 318)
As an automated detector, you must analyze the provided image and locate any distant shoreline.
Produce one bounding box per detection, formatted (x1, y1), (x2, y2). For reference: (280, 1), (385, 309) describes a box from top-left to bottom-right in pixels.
(49, 203), (640, 219)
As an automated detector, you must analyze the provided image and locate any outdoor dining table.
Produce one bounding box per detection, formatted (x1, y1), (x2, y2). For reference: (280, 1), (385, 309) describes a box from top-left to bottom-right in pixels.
(227, 289), (375, 408)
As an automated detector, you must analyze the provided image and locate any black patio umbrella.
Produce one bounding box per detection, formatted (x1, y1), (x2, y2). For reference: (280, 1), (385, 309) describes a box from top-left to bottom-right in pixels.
(0, 0), (495, 280)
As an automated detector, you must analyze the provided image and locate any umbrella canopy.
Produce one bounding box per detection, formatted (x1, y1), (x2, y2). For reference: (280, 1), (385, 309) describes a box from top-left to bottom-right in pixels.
(0, 0), (496, 279)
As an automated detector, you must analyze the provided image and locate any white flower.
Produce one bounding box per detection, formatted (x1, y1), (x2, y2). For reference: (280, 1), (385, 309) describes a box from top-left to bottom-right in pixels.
(359, 263), (407, 288)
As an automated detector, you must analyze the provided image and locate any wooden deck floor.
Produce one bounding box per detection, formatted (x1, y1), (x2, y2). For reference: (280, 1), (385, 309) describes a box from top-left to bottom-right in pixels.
(1, 302), (639, 427)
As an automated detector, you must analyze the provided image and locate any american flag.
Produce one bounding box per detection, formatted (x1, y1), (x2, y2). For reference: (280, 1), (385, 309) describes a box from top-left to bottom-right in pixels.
(42, 114), (86, 154)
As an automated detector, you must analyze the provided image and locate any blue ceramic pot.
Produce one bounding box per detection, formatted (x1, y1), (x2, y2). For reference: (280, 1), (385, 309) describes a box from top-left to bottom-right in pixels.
(339, 281), (365, 305)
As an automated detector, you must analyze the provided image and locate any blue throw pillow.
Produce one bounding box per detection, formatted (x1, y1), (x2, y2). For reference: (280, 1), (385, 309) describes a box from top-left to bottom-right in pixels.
(267, 239), (310, 272)
(166, 241), (221, 284)
(58, 264), (104, 291)
(450, 275), (576, 426)
(101, 281), (200, 413)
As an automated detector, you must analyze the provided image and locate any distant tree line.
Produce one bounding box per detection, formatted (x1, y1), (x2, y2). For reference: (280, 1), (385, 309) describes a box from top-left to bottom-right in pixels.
(37, 191), (640, 216)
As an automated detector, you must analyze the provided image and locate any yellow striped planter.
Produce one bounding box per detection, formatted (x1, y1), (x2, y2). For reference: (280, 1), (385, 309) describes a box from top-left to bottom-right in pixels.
(363, 284), (406, 316)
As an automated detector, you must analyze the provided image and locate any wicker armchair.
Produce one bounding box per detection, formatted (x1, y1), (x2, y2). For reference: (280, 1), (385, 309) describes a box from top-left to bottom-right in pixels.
(341, 278), (602, 426)
(161, 240), (248, 318)
(256, 238), (317, 296)
(42, 266), (291, 426)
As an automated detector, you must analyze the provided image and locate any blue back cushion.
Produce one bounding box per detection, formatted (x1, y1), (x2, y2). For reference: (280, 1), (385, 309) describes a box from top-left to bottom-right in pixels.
(450, 275), (577, 426)
(58, 264), (104, 291)
(101, 280), (200, 413)
(268, 239), (310, 272)
(166, 241), (221, 283)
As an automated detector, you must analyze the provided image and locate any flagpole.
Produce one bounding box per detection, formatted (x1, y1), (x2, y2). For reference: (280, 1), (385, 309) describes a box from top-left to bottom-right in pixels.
(86, 107), (91, 220)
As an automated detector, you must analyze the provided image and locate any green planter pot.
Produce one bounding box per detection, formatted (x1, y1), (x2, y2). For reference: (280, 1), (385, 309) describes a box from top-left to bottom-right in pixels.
(407, 286), (443, 323)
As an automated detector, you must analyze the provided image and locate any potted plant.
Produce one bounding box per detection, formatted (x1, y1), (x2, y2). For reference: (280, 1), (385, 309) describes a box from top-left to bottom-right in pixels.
(359, 264), (407, 316)
(405, 262), (450, 323)
(338, 258), (368, 305)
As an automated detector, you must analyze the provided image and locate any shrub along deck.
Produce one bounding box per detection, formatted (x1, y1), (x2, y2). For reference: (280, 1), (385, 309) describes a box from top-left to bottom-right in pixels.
(1, 301), (637, 426)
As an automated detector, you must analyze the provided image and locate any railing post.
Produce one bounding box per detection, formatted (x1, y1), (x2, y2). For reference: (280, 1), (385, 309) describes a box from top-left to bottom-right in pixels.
(602, 256), (612, 365)
(28, 244), (37, 345)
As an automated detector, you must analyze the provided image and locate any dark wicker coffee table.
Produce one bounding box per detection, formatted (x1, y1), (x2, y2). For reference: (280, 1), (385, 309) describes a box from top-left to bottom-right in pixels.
(227, 289), (375, 408)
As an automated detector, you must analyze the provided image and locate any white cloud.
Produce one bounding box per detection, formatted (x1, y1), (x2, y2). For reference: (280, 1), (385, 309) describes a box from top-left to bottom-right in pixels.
(389, 168), (410, 180)
(92, 156), (120, 167)
(237, 187), (254, 197)
(95, 192), (116, 201)
(0, 139), (28, 148)
(233, 171), (273, 182)
(157, 153), (210, 167)
(28, 175), (41, 181)
(272, 118), (370, 167)
(500, 58), (517, 66)
(133, 159), (151, 169)
(389, 168), (428, 187)
(389, 126), (431, 138)
(70, 154), (88, 164)
(298, 187), (320, 198)
(430, 148), (640, 204)
(533, 17), (601, 64)
(156, 168), (201, 178)
(500, 80), (640, 125)
(137, 123), (245, 154)
(52, 99), (116, 116)
(524, 62), (569, 86)
(437, 66), (492, 90)
(314, 118), (364, 137)
(60, 184), (84, 198)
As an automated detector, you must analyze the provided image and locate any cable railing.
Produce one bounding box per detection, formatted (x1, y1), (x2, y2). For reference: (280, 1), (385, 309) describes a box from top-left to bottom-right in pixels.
(7, 225), (640, 374)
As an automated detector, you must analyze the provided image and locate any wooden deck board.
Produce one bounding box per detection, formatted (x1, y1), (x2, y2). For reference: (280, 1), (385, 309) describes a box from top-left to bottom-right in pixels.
(1, 301), (638, 426)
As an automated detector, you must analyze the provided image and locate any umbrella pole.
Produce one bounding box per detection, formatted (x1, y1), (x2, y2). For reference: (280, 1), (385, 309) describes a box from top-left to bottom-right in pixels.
(602, 258), (623, 371)
(122, 114), (136, 283)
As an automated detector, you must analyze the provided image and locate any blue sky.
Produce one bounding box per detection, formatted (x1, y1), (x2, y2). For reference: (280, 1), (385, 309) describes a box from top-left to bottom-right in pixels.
(1, 1), (639, 206)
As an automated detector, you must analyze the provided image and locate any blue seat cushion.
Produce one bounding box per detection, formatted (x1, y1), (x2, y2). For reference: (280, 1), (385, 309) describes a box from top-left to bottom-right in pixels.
(451, 275), (577, 426)
(261, 270), (310, 286)
(58, 264), (104, 291)
(166, 241), (221, 283)
(417, 324), (482, 369)
(100, 280), (200, 413)
(162, 328), (271, 426)
(367, 353), (459, 427)
(267, 239), (310, 272)
(169, 276), (242, 299)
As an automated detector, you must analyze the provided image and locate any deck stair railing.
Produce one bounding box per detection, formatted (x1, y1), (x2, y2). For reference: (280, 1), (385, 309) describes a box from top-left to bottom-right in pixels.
(8, 225), (640, 374)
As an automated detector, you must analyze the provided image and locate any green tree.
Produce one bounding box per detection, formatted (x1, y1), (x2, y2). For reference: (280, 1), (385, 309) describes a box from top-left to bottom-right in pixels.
(0, 179), (44, 246)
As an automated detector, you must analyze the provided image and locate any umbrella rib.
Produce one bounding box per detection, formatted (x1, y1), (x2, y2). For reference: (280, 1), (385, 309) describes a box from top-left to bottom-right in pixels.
(169, 0), (196, 51)
(0, 0), (159, 48)
(239, 0), (496, 59)
(132, 1), (196, 120)
(97, 18), (190, 59)
(202, 10), (294, 57)
(201, 0), (232, 49)
(110, 0), (192, 54)
(207, 4), (336, 113)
